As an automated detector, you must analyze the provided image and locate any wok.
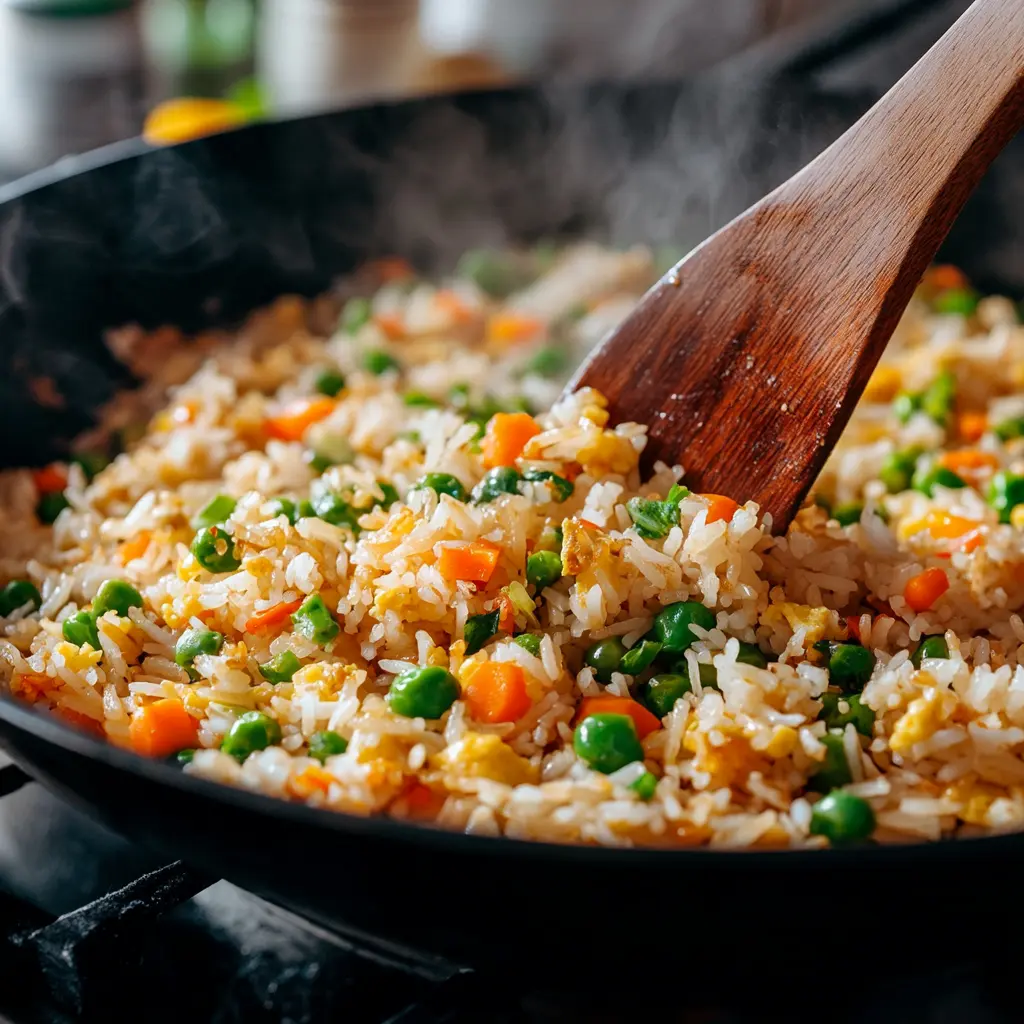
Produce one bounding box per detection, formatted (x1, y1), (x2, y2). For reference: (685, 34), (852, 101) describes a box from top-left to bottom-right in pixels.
(0, 3), (1022, 977)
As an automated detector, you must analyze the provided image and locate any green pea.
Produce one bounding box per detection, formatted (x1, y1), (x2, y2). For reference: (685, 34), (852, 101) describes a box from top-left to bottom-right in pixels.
(639, 673), (692, 717)
(471, 467), (522, 503)
(654, 601), (716, 654)
(698, 663), (720, 690)
(388, 665), (459, 719)
(995, 416), (1024, 442)
(736, 641), (769, 669)
(176, 748), (195, 766)
(341, 296), (372, 334)
(37, 491), (70, 524)
(308, 730), (348, 763)
(523, 346), (569, 379)
(911, 634), (949, 668)
(312, 492), (361, 531)
(832, 503), (863, 527)
(921, 370), (956, 426)
(315, 369), (346, 397)
(912, 463), (966, 498)
(62, 609), (100, 650)
(457, 249), (535, 298)
(191, 525), (241, 573)
(513, 633), (542, 656)
(815, 641), (875, 692)
(412, 473), (467, 502)
(932, 288), (978, 317)
(291, 595), (340, 647)
(807, 732), (853, 792)
(267, 497), (298, 525)
(402, 391), (440, 408)
(536, 524), (563, 553)
(364, 350), (399, 375)
(574, 713), (645, 774)
(630, 771), (658, 801)
(526, 550), (562, 591)
(192, 494), (237, 530)
(221, 711), (282, 762)
(174, 627), (224, 677)
(93, 579), (143, 618)
(259, 651), (302, 684)
(522, 469), (574, 503)
(893, 391), (922, 424)
(306, 435), (355, 473)
(619, 639), (662, 676)
(464, 609), (500, 656)
(0, 580), (42, 616)
(584, 637), (628, 684)
(72, 451), (109, 481)
(879, 448), (921, 494)
(819, 692), (874, 737)
(988, 471), (1024, 523)
(809, 790), (876, 845)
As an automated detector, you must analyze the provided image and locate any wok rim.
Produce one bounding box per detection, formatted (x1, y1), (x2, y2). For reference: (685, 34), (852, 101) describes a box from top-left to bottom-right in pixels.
(3, 691), (1024, 867)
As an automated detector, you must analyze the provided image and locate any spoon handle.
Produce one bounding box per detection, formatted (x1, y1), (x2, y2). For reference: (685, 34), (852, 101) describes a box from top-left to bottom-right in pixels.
(771, 0), (1024, 324)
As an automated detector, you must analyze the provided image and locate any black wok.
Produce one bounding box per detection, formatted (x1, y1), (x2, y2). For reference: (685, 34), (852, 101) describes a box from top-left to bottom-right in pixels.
(1, 5), (1023, 977)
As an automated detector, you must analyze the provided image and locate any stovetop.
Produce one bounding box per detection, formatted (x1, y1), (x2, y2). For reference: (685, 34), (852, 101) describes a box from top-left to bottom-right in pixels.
(0, 754), (1020, 1024)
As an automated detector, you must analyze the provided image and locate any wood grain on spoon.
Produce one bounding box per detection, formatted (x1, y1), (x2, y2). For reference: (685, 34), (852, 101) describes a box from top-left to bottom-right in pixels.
(570, 0), (1024, 531)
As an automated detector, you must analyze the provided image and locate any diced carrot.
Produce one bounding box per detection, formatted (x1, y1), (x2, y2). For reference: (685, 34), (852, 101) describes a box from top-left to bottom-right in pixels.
(576, 695), (661, 739)
(129, 698), (198, 758)
(845, 615), (862, 643)
(118, 531), (152, 564)
(937, 449), (998, 476)
(701, 493), (740, 524)
(497, 592), (516, 634)
(374, 312), (406, 340)
(434, 290), (475, 325)
(402, 781), (446, 821)
(481, 412), (541, 469)
(904, 568), (950, 613)
(928, 265), (969, 292)
(32, 465), (67, 494)
(290, 764), (335, 799)
(13, 673), (51, 702)
(438, 541), (502, 583)
(264, 396), (337, 442)
(370, 257), (414, 282)
(244, 598), (303, 634)
(486, 312), (545, 347)
(54, 707), (106, 738)
(561, 462), (582, 482)
(463, 662), (532, 723)
(956, 411), (989, 443)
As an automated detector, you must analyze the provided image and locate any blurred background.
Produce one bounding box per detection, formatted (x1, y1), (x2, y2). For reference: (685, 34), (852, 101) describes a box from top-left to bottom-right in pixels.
(0, 0), (861, 184)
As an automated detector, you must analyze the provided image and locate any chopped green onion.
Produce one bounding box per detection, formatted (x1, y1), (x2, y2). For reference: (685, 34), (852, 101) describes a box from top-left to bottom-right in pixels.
(626, 484), (689, 539)
(192, 494), (237, 530)
(513, 634), (542, 656)
(619, 639), (662, 676)
(464, 609), (500, 655)
(341, 297), (372, 335)
(522, 469), (574, 503)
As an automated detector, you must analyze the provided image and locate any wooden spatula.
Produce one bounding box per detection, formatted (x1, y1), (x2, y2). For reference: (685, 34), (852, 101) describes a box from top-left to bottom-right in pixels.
(569, 0), (1024, 531)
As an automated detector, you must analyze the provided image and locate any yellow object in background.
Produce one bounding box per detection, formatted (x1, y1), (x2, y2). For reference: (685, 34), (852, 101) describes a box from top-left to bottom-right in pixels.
(142, 96), (248, 145)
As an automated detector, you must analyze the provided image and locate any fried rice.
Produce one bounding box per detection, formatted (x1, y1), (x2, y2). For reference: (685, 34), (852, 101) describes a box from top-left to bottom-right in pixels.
(2, 245), (1024, 849)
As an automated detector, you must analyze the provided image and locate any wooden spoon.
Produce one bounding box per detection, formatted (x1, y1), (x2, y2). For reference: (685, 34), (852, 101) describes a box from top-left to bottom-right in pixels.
(569, 0), (1024, 531)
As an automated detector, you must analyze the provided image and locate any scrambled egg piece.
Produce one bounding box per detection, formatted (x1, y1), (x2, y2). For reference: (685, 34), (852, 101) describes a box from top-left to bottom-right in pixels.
(561, 518), (620, 577)
(292, 661), (359, 699)
(685, 728), (766, 788)
(889, 684), (958, 753)
(576, 431), (639, 477)
(437, 732), (538, 786)
(861, 365), (903, 404)
(763, 725), (799, 758)
(944, 778), (1003, 826)
(54, 641), (103, 673)
(762, 602), (834, 651)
